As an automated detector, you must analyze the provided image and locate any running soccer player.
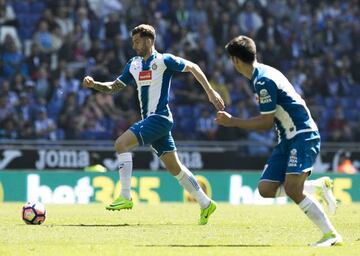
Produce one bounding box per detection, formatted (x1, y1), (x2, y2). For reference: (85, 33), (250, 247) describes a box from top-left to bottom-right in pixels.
(215, 35), (342, 246)
(83, 24), (224, 225)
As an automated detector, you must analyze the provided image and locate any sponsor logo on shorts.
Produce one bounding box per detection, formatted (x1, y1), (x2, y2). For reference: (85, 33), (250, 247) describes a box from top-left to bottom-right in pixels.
(288, 149), (298, 167)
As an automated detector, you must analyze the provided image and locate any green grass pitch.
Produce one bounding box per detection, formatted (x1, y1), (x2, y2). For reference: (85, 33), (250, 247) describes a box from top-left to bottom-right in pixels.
(0, 203), (359, 255)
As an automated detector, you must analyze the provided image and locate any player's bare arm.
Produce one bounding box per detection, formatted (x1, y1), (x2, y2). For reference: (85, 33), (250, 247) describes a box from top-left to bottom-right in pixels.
(215, 111), (274, 131)
(82, 76), (125, 94)
(184, 61), (225, 111)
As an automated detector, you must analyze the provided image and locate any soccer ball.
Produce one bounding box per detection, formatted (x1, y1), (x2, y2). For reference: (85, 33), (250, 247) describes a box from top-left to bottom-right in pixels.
(22, 202), (46, 225)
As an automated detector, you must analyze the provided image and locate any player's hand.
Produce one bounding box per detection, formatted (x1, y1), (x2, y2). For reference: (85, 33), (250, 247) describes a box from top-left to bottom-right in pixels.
(215, 111), (233, 127)
(208, 90), (225, 111)
(83, 76), (95, 88)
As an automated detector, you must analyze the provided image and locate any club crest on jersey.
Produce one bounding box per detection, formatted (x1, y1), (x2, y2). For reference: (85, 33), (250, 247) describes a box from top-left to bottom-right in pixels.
(259, 89), (272, 104)
(151, 63), (157, 70)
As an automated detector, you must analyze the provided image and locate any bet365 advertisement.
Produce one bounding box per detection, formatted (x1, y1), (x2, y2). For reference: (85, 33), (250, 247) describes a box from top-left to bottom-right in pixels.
(0, 171), (359, 204)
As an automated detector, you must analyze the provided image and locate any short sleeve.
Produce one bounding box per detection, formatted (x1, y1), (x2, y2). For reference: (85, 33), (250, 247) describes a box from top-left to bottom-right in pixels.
(255, 78), (277, 114)
(117, 59), (134, 85)
(163, 54), (186, 72)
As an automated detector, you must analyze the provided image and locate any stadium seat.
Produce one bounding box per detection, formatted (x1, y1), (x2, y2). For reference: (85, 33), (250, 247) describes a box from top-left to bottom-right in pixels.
(30, 1), (46, 14)
(55, 129), (65, 140)
(352, 86), (360, 96)
(12, 1), (30, 14)
(339, 97), (353, 108)
(325, 97), (337, 108)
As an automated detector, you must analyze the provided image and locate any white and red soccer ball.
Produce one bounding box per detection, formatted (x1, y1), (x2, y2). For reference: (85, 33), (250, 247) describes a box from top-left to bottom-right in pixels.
(22, 202), (46, 225)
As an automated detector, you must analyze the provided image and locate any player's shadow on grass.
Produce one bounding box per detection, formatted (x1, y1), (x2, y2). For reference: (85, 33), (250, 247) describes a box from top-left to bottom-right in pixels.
(53, 223), (186, 227)
(53, 224), (131, 227)
(139, 244), (271, 248)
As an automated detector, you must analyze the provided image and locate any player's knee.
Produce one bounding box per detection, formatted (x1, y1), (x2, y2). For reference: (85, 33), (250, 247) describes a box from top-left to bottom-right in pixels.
(114, 139), (128, 154)
(258, 185), (276, 198)
(166, 162), (182, 175)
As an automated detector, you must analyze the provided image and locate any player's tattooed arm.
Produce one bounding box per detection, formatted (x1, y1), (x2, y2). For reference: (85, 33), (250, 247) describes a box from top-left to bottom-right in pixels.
(92, 79), (125, 94)
(83, 76), (125, 93)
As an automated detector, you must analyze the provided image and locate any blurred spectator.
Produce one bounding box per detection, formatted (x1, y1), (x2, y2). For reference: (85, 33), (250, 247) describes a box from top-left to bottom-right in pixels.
(196, 108), (217, 140)
(54, 6), (74, 37)
(26, 43), (49, 80)
(1, 79), (18, 106)
(105, 12), (122, 40)
(1, 34), (27, 77)
(256, 16), (282, 49)
(237, 1), (263, 35)
(35, 66), (50, 99)
(58, 92), (78, 139)
(18, 120), (34, 139)
(0, 94), (16, 122)
(34, 107), (57, 140)
(12, 73), (25, 93)
(213, 12), (231, 47)
(172, 0), (190, 29)
(189, 0), (208, 31)
(16, 92), (35, 122)
(0, 117), (18, 139)
(33, 21), (55, 54)
(326, 105), (353, 142)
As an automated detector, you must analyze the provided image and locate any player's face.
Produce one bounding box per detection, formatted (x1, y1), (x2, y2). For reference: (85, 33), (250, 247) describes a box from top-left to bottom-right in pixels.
(132, 34), (150, 57)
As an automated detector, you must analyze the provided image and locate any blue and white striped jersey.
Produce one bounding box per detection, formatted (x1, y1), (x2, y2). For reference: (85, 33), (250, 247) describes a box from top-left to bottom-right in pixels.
(250, 63), (318, 142)
(117, 51), (186, 121)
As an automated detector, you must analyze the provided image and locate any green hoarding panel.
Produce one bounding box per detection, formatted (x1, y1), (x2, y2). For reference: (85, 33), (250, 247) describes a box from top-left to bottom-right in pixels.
(0, 171), (359, 204)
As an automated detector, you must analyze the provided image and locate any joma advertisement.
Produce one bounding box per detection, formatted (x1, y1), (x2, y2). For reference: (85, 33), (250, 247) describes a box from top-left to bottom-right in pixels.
(1, 148), (359, 171)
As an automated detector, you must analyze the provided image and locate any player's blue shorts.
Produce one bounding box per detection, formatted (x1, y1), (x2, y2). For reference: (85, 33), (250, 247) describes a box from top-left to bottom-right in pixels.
(129, 115), (176, 157)
(260, 131), (320, 183)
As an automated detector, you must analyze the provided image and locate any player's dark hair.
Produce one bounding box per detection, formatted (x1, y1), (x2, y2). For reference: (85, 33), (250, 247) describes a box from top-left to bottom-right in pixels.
(131, 24), (156, 41)
(225, 36), (257, 63)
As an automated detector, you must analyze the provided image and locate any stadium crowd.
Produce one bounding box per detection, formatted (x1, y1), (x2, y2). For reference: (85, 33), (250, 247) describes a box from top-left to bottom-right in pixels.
(0, 0), (359, 144)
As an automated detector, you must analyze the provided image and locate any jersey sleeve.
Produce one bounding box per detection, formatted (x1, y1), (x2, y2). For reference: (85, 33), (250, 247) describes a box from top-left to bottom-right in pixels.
(163, 53), (186, 72)
(255, 78), (277, 114)
(117, 59), (134, 85)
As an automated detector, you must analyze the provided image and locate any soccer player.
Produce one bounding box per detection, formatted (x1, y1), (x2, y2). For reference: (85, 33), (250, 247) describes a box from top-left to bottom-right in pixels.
(215, 35), (342, 246)
(82, 24), (225, 225)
